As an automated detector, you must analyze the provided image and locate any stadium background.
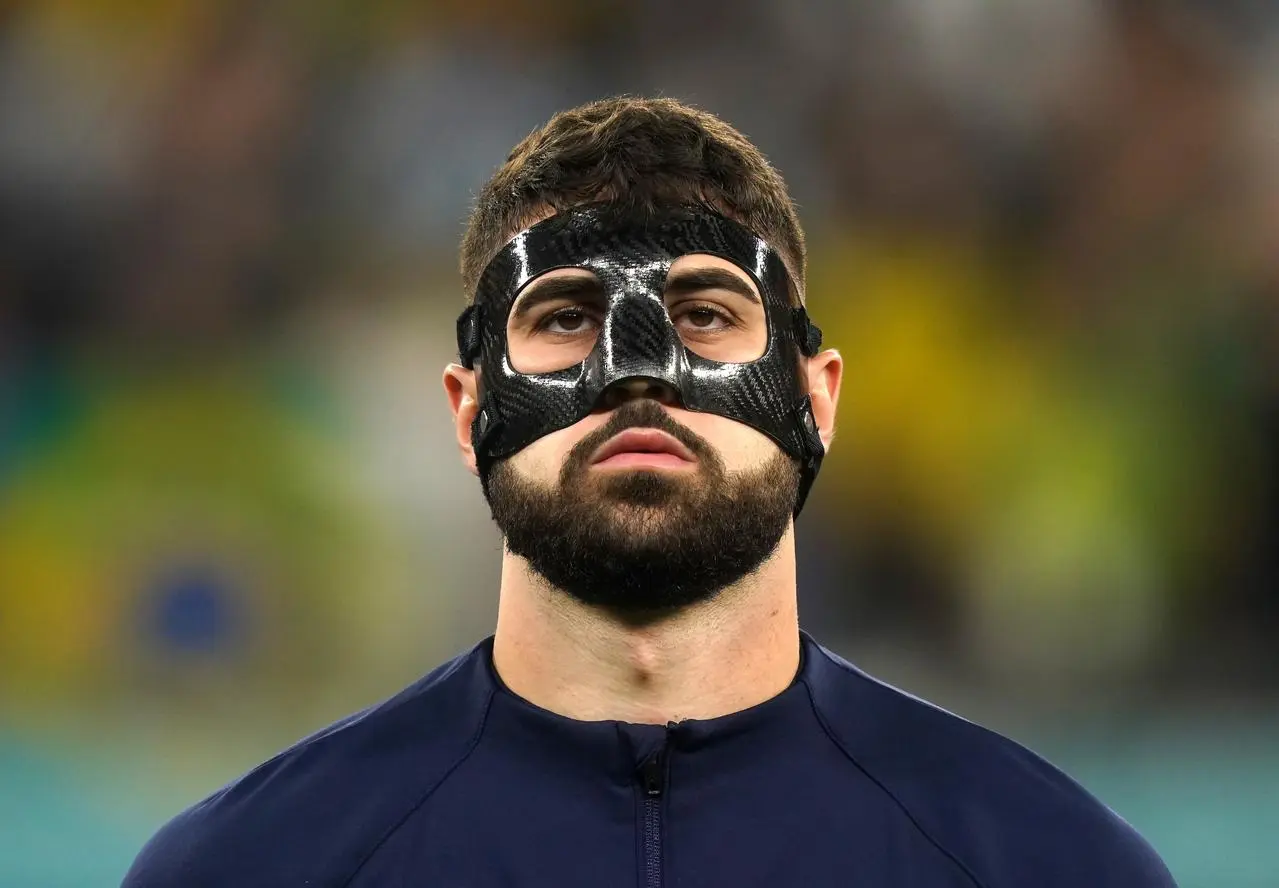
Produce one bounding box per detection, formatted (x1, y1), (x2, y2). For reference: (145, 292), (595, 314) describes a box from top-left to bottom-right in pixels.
(1, 1), (1277, 884)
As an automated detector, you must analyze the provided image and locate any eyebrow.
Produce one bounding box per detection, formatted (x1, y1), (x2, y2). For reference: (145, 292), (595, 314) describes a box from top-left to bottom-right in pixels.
(510, 275), (605, 321)
(664, 267), (760, 304)
(509, 265), (761, 321)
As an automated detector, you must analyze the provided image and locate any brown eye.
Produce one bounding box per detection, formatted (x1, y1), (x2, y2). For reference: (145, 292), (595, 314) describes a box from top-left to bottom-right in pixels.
(542, 308), (598, 335)
(685, 308), (722, 328)
(674, 304), (733, 333)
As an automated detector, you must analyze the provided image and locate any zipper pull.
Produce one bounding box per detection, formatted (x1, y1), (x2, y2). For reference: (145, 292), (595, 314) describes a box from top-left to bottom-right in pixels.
(641, 751), (665, 798)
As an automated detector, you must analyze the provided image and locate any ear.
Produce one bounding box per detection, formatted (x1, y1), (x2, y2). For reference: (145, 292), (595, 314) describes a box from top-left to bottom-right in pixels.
(806, 349), (843, 451)
(442, 363), (480, 476)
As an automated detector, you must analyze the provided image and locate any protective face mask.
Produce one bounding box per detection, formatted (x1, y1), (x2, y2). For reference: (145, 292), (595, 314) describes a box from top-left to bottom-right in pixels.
(457, 204), (825, 514)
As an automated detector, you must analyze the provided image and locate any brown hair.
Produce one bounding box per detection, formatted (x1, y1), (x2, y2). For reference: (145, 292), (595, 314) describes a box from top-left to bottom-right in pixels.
(459, 96), (806, 302)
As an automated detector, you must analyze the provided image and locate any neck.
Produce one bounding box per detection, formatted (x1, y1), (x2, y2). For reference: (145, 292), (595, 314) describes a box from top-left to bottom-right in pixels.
(491, 529), (801, 724)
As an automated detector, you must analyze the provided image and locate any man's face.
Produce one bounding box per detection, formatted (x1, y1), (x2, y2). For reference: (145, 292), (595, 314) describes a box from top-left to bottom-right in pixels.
(484, 254), (801, 620)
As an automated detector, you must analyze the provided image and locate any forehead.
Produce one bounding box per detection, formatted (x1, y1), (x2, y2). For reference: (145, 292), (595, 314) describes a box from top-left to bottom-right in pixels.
(512, 254), (762, 301)
(474, 205), (792, 307)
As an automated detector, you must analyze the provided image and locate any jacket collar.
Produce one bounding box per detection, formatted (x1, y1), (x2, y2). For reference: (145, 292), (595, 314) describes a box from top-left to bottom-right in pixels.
(479, 632), (821, 784)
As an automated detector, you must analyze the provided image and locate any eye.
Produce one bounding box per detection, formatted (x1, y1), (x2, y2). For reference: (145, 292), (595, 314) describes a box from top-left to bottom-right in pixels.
(538, 307), (600, 335)
(672, 303), (736, 333)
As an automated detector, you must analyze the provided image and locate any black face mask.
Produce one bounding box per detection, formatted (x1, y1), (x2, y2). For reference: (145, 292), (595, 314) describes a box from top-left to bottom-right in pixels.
(456, 204), (825, 514)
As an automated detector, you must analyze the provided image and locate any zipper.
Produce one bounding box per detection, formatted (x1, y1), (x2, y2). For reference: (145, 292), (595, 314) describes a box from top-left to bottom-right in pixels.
(640, 747), (666, 888)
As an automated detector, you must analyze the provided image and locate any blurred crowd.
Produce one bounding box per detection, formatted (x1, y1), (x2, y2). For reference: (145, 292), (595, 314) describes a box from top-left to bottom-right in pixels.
(6, 0), (1276, 694)
(2, 0), (1279, 737)
(3, 0), (1279, 706)
(2, 1), (1278, 884)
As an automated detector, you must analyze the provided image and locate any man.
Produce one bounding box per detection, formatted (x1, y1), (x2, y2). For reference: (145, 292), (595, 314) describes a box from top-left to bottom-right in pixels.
(123, 97), (1176, 887)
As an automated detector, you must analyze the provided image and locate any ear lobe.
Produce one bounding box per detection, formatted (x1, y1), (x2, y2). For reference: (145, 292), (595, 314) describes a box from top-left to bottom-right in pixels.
(806, 349), (843, 451)
(442, 363), (480, 477)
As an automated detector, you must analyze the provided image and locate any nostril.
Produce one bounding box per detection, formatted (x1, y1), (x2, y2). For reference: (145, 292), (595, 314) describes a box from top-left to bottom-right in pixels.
(648, 381), (678, 404)
(598, 377), (681, 409)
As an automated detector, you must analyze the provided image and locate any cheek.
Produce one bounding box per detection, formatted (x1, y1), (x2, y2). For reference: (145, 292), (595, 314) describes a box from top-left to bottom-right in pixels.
(506, 417), (606, 480)
(679, 412), (779, 471)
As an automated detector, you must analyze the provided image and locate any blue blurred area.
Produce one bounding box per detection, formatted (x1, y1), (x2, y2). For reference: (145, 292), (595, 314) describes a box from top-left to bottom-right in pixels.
(0, 1), (1276, 885)
(1046, 722), (1279, 887)
(141, 560), (246, 656)
(0, 740), (153, 888)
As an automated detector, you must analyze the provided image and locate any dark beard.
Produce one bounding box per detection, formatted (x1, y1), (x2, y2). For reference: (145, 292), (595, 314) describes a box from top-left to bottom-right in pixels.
(486, 401), (800, 624)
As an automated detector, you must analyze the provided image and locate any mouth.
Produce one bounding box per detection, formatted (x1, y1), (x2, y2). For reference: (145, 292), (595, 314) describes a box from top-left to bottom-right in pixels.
(590, 428), (697, 471)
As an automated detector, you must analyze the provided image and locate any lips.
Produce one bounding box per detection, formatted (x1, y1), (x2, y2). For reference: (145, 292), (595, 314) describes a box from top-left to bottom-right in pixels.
(590, 428), (696, 468)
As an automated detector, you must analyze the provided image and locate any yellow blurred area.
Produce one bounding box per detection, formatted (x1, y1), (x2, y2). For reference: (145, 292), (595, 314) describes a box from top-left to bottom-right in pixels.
(810, 232), (1231, 676)
(0, 360), (404, 709)
(814, 240), (1024, 538)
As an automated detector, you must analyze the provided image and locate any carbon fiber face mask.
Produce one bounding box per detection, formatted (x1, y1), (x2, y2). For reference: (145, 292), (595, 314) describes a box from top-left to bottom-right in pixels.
(456, 205), (825, 515)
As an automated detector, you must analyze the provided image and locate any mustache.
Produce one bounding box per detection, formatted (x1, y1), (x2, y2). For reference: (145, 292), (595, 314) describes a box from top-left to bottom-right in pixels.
(566, 400), (715, 469)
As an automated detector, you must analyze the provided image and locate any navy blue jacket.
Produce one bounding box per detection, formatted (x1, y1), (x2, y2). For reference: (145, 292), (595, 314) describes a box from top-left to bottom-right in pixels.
(122, 633), (1176, 887)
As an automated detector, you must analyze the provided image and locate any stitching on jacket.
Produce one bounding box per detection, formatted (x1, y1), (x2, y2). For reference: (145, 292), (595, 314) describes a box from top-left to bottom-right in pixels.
(801, 665), (989, 888)
(339, 688), (497, 887)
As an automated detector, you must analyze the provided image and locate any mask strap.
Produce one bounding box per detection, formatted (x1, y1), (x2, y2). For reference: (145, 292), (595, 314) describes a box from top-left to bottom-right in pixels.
(791, 307), (823, 356)
(472, 402), (504, 501)
(457, 304), (483, 369)
(792, 396), (824, 516)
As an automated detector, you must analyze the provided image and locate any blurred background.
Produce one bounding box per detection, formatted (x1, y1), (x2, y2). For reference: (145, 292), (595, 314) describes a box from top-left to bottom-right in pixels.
(0, 0), (1276, 884)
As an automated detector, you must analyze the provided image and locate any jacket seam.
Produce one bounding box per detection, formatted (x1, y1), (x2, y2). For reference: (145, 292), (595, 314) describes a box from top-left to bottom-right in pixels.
(338, 688), (496, 887)
(800, 674), (990, 888)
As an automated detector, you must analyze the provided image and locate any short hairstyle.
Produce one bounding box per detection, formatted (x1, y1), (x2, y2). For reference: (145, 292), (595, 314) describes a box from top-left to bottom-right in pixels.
(459, 96), (806, 303)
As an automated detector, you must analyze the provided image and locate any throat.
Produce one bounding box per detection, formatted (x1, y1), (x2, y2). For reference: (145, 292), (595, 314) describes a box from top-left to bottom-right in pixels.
(492, 559), (802, 724)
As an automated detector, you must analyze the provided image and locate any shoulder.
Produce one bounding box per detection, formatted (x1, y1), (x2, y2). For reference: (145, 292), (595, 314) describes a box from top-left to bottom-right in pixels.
(800, 636), (1177, 888)
(120, 641), (496, 888)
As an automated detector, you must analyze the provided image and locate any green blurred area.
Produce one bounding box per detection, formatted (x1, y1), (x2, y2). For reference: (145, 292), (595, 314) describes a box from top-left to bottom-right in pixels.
(1, 1), (1277, 884)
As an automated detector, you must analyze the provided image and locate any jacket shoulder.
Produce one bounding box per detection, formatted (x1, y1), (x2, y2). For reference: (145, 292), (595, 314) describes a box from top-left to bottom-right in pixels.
(803, 639), (1177, 888)
(121, 642), (494, 888)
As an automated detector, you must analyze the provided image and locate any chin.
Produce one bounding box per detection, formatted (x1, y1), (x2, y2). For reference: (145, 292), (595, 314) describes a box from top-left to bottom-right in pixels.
(592, 469), (698, 509)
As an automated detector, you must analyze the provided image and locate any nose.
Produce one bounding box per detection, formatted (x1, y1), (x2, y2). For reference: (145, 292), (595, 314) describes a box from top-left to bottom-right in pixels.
(598, 376), (681, 410)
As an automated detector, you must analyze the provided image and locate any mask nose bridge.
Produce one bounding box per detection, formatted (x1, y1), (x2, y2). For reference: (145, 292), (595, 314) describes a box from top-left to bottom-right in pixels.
(581, 259), (685, 402)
